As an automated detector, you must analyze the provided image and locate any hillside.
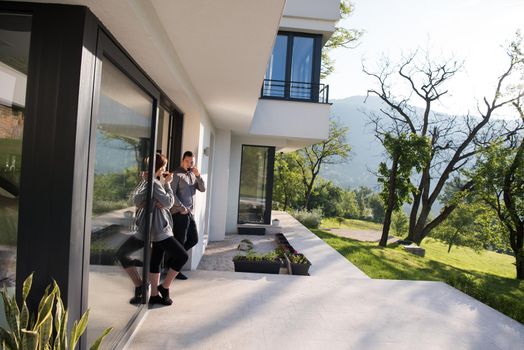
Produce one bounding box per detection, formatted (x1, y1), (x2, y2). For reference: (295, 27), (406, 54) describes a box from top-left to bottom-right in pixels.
(321, 95), (383, 189)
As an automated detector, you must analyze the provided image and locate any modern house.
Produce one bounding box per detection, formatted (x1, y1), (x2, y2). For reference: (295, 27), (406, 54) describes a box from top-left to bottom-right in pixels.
(0, 0), (340, 348)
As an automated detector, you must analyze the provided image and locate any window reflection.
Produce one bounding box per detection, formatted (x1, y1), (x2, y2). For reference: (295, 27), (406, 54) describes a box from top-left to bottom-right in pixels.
(264, 35), (288, 97)
(0, 13), (31, 322)
(87, 59), (152, 346)
(290, 36), (314, 100)
(238, 146), (271, 224)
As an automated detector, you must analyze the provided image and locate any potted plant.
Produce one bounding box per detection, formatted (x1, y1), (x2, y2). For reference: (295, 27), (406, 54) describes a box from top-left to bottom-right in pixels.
(288, 253), (312, 276)
(233, 251), (281, 274)
(0, 273), (111, 349)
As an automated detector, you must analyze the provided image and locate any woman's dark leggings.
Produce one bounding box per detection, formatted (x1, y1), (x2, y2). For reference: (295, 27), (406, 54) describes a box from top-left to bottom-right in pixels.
(116, 236), (144, 269)
(150, 237), (189, 273)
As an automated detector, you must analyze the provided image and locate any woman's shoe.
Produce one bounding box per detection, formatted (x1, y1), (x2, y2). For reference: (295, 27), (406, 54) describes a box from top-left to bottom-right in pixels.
(149, 294), (172, 306)
(129, 286), (142, 304)
(157, 284), (173, 305)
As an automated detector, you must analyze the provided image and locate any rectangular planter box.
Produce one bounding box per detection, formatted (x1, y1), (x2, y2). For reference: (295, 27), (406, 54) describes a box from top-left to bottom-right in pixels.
(233, 259), (281, 274)
(290, 262), (311, 276)
(238, 227), (266, 235)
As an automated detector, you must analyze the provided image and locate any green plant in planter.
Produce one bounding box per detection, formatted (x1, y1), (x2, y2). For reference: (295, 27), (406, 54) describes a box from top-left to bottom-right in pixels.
(0, 273), (112, 350)
(288, 253), (309, 265)
(233, 250), (280, 262)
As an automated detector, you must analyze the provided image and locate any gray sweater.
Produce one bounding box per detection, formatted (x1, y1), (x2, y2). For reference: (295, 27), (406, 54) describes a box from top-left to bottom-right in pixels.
(170, 166), (206, 214)
(133, 179), (175, 242)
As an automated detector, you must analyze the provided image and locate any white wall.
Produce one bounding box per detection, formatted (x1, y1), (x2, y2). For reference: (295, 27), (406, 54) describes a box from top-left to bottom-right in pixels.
(283, 0), (340, 20)
(280, 0), (340, 43)
(0, 61), (27, 107)
(250, 99), (330, 141)
(208, 129), (231, 241)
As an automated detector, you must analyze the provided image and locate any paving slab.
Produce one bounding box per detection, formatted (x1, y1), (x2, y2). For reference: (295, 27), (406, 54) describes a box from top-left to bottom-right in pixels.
(125, 211), (524, 350)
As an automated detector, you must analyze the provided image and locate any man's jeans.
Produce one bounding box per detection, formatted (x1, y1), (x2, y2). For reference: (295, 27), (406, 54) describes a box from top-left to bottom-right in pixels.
(172, 212), (198, 251)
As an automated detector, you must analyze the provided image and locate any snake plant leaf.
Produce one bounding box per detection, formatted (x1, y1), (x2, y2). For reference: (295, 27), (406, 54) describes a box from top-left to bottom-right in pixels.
(69, 309), (89, 350)
(21, 301), (30, 330)
(22, 273), (33, 302)
(21, 329), (39, 350)
(2, 292), (21, 343)
(35, 287), (57, 329)
(52, 297), (63, 349)
(0, 327), (18, 350)
(38, 312), (53, 350)
(89, 327), (112, 350)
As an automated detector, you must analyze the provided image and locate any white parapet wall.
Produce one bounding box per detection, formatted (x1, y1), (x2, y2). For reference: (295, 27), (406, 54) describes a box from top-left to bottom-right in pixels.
(250, 99), (330, 141)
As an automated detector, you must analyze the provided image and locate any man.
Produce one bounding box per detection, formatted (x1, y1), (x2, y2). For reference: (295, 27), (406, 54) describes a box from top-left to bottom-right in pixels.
(170, 151), (206, 279)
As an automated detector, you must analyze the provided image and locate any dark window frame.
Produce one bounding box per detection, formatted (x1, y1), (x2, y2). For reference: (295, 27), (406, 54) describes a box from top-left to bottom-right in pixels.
(262, 31), (323, 102)
(237, 145), (276, 225)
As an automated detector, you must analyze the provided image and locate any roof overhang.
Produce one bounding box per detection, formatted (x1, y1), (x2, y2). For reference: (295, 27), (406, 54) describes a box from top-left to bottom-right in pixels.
(15, 0), (286, 133)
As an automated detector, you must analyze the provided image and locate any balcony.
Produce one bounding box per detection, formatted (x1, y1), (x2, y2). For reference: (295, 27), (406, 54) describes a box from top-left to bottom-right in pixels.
(260, 79), (329, 104)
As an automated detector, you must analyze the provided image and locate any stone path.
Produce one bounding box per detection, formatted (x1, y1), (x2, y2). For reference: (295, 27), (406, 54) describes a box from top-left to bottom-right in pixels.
(197, 233), (278, 272)
(326, 228), (399, 243)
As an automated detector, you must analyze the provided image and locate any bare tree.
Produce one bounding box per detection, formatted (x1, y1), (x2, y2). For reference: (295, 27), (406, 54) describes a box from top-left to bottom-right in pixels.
(295, 120), (350, 210)
(364, 37), (524, 244)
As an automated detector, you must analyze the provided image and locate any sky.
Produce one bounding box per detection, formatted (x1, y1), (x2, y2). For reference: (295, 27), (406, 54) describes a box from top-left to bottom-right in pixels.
(325, 0), (524, 117)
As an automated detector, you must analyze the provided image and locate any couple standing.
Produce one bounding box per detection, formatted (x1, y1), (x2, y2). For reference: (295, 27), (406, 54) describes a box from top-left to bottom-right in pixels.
(117, 151), (205, 306)
(169, 150), (206, 280)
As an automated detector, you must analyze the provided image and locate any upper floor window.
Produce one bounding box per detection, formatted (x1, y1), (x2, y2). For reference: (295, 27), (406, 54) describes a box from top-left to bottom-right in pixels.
(262, 32), (328, 103)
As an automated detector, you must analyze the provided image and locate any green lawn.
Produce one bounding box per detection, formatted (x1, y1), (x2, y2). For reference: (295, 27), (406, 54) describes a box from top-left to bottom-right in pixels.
(321, 217), (382, 231)
(312, 228), (524, 324)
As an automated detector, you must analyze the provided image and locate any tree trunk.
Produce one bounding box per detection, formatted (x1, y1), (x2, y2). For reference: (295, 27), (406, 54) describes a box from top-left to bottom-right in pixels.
(379, 157), (399, 247)
(516, 250), (523, 280)
(447, 230), (459, 253)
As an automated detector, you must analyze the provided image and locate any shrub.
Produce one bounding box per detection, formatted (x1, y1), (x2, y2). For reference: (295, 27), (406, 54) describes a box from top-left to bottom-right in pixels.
(292, 209), (323, 229)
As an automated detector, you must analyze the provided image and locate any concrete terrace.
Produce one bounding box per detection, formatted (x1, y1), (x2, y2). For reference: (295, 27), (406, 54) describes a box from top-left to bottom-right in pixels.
(125, 212), (524, 350)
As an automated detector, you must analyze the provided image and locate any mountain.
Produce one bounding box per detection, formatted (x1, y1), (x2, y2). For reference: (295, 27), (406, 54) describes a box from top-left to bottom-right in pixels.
(321, 95), (384, 190)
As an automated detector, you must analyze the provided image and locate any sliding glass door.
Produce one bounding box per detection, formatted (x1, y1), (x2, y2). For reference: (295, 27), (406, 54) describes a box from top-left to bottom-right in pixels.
(238, 145), (275, 224)
(87, 54), (155, 346)
(0, 12), (31, 312)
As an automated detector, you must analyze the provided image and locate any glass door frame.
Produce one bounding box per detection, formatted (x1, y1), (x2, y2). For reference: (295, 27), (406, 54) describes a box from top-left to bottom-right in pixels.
(237, 144), (276, 225)
(85, 29), (160, 347)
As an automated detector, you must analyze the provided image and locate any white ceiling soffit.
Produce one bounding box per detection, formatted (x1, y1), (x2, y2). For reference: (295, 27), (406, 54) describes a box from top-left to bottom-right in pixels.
(13, 0), (286, 133)
(151, 0), (286, 131)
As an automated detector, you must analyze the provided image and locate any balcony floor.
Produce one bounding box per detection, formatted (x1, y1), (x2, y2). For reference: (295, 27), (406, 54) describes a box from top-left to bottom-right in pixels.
(125, 212), (524, 350)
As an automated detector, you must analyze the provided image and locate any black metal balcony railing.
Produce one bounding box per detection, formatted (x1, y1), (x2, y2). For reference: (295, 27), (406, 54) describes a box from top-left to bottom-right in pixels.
(260, 79), (329, 104)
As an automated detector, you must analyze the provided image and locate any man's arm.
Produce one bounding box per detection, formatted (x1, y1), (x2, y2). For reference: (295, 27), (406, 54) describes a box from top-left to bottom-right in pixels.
(191, 167), (206, 192)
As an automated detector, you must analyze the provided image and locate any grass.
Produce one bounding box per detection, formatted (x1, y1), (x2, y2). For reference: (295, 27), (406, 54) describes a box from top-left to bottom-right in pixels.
(321, 217), (382, 231)
(312, 228), (524, 324)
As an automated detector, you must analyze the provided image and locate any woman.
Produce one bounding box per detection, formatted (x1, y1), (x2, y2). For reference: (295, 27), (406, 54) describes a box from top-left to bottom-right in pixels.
(117, 153), (187, 305)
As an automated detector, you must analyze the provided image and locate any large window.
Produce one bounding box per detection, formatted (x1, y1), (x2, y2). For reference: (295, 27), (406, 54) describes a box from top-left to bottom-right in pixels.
(238, 145), (275, 224)
(87, 58), (153, 346)
(0, 12), (31, 309)
(262, 32), (323, 102)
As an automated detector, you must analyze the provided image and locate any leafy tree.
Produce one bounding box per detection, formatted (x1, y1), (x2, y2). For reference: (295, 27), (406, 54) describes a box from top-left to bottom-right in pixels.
(377, 133), (431, 246)
(295, 120), (351, 210)
(364, 34), (524, 245)
(391, 210), (409, 237)
(321, 0), (362, 79)
(273, 152), (305, 210)
(368, 192), (385, 223)
(339, 190), (359, 218)
(431, 202), (503, 253)
(470, 134), (524, 279)
(354, 186), (373, 219)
